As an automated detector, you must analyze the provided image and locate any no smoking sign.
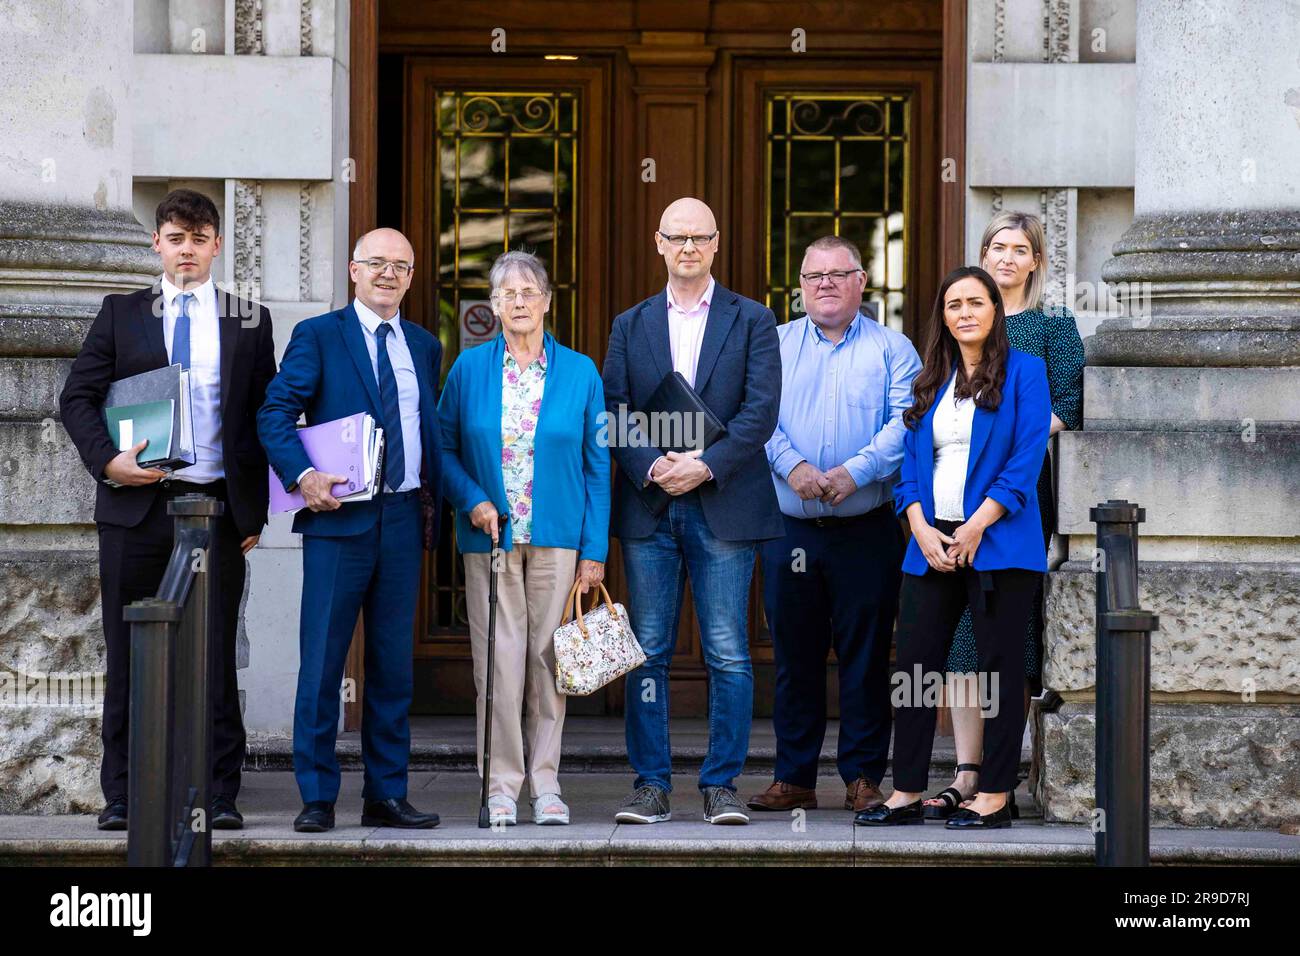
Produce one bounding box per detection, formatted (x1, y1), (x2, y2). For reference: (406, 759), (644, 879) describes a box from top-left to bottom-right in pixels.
(459, 300), (500, 351)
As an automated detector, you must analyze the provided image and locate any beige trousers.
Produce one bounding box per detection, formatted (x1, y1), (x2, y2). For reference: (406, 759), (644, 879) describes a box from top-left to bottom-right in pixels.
(463, 543), (577, 801)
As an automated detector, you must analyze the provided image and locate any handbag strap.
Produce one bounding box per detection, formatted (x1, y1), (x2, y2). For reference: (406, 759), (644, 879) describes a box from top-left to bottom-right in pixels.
(559, 578), (585, 632)
(585, 582), (618, 619)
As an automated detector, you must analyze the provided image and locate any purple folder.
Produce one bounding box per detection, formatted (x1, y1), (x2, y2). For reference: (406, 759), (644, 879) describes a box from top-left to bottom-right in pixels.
(268, 412), (371, 514)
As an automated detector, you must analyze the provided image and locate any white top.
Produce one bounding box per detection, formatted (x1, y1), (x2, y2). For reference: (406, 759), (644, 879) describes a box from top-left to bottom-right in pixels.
(161, 275), (222, 483)
(932, 373), (976, 521)
(665, 275), (714, 388)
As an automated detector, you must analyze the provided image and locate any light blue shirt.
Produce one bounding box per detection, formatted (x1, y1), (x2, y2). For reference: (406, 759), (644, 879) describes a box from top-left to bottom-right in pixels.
(765, 313), (921, 518)
(161, 275), (223, 483)
(353, 298), (423, 493)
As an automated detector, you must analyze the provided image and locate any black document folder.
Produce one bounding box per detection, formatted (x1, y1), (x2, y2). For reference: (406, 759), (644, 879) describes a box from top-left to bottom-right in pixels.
(633, 372), (726, 517)
(643, 371), (726, 453)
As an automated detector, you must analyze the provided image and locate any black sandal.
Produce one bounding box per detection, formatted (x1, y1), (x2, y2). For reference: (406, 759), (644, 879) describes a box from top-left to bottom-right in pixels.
(922, 762), (980, 820)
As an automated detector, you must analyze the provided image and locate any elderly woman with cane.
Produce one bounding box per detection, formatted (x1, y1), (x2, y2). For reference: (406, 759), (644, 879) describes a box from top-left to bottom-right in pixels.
(438, 249), (610, 826)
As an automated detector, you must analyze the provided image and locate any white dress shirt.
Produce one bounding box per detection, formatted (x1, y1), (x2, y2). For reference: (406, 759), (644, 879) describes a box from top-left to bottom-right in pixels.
(932, 373), (976, 521)
(161, 275), (223, 483)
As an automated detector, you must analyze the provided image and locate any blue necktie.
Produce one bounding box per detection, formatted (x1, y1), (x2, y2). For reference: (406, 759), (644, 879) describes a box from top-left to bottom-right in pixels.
(172, 293), (192, 369)
(375, 322), (406, 492)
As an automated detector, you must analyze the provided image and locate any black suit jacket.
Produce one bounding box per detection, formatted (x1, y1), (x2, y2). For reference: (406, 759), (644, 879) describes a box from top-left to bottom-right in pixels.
(59, 283), (277, 538)
(602, 281), (784, 542)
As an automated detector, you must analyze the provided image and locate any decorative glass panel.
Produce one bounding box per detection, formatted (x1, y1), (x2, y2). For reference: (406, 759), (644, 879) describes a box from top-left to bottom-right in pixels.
(765, 92), (910, 333)
(426, 89), (581, 636)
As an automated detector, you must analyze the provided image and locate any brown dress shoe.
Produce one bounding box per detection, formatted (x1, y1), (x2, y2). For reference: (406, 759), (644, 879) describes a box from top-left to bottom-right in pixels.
(845, 776), (885, 811)
(746, 780), (818, 811)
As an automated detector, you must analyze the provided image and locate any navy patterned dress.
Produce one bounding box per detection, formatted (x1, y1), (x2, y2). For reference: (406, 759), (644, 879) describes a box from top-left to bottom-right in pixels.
(942, 304), (1085, 682)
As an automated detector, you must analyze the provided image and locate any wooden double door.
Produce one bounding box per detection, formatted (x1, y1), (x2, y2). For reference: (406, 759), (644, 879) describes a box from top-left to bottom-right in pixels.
(362, 0), (953, 720)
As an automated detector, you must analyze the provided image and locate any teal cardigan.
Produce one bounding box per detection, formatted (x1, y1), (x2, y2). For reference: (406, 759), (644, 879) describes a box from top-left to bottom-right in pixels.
(437, 332), (610, 561)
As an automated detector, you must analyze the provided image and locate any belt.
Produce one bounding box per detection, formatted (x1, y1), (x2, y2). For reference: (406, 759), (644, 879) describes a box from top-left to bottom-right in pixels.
(790, 500), (894, 529)
(159, 475), (226, 494)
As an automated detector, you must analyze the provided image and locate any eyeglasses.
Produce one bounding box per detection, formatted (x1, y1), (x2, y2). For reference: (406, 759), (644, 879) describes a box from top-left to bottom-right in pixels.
(799, 269), (863, 285)
(354, 258), (413, 277)
(657, 232), (718, 247)
(491, 288), (546, 304)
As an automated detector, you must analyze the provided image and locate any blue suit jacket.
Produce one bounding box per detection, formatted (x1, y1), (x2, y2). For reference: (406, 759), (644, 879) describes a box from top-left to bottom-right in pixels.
(438, 332), (610, 561)
(895, 348), (1051, 574)
(257, 303), (443, 546)
(602, 282), (784, 542)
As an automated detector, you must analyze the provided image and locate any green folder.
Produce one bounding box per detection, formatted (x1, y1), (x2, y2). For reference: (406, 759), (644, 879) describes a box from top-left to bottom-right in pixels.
(104, 400), (175, 466)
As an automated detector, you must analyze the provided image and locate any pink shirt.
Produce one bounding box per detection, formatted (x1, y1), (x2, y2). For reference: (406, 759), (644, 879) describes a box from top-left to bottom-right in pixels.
(647, 277), (716, 483)
(665, 276), (714, 388)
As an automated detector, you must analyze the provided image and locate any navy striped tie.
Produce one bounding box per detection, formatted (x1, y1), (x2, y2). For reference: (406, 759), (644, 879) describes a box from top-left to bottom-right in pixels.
(375, 322), (406, 491)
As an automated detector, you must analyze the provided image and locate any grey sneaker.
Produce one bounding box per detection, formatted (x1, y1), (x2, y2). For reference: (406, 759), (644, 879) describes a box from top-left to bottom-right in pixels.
(615, 785), (671, 824)
(703, 786), (750, 825)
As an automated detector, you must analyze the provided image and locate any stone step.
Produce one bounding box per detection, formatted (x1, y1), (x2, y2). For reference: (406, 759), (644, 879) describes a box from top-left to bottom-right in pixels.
(243, 716), (1030, 776)
(3, 770), (1295, 867)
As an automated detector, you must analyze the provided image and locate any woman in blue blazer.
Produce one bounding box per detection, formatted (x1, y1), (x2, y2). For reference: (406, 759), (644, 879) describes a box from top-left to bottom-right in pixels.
(438, 251), (610, 827)
(855, 266), (1050, 831)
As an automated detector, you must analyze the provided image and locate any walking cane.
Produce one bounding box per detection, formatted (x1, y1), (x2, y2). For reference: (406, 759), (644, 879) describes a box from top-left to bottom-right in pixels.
(478, 514), (507, 828)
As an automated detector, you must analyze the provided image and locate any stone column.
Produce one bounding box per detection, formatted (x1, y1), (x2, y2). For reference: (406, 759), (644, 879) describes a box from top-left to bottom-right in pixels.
(0, 0), (159, 811)
(1041, 0), (1300, 827)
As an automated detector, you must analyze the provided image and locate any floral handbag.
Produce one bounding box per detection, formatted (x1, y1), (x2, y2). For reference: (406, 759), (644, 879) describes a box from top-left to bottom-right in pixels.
(553, 581), (646, 696)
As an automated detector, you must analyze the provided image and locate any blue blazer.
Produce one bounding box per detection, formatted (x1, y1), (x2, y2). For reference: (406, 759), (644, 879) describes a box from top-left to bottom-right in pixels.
(602, 283), (784, 542)
(257, 303), (443, 546)
(895, 348), (1051, 575)
(438, 332), (610, 562)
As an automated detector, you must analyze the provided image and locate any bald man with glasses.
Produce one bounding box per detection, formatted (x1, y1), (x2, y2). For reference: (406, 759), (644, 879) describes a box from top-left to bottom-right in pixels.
(603, 197), (783, 826)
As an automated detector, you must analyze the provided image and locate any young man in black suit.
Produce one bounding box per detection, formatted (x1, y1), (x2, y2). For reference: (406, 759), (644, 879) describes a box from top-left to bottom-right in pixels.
(59, 189), (276, 831)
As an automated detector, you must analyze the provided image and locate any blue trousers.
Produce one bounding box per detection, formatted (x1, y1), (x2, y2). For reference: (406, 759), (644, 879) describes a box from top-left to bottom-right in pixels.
(620, 494), (758, 793)
(760, 506), (904, 788)
(294, 491), (421, 804)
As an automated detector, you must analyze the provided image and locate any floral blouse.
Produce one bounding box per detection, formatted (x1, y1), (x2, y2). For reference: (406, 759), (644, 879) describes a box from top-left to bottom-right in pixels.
(501, 348), (547, 543)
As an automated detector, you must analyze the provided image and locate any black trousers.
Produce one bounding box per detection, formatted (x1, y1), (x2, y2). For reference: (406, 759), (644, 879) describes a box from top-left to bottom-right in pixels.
(97, 479), (247, 802)
(760, 504), (903, 787)
(891, 525), (1040, 794)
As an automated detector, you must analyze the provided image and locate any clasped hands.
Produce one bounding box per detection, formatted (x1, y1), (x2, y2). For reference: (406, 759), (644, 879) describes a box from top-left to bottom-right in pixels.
(786, 461), (857, 507)
(913, 518), (987, 573)
(649, 449), (711, 496)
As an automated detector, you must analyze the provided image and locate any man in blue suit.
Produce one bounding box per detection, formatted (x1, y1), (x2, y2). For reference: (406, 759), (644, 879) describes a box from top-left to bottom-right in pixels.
(258, 228), (443, 832)
(603, 197), (783, 826)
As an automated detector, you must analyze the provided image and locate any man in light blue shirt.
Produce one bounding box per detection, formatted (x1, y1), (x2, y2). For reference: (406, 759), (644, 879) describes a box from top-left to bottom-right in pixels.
(747, 235), (921, 815)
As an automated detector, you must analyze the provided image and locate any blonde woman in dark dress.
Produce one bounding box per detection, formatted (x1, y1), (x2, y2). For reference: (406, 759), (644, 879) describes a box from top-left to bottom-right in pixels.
(921, 211), (1085, 820)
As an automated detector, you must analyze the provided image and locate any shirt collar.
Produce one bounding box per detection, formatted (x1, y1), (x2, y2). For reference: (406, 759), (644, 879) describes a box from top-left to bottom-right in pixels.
(161, 274), (215, 310)
(353, 297), (401, 335)
(809, 310), (861, 346)
(504, 341), (548, 371)
(666, 276), (715, 315)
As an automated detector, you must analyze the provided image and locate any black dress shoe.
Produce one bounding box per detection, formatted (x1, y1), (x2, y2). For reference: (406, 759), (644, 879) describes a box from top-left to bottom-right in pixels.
(945, 803), (1013, 830)
(293, 801), (336, 832)
(211, 795), (244, 830)
(361, 797), (439, 829)
(97, 797), (128, 831)
(854, 799), (925, 826)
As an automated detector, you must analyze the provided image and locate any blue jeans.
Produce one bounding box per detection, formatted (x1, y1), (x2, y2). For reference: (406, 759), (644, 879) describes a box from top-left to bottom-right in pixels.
(620, 493), (757, 793)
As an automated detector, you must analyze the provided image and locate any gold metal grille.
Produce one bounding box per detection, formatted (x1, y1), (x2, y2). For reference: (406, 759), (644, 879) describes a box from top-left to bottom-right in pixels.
(764, 92), (911, 332)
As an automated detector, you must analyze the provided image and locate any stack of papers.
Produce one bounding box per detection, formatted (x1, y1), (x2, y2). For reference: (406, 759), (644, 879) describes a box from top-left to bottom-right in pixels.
(268, 412), (386, 514)
(101, 364), (196, 482)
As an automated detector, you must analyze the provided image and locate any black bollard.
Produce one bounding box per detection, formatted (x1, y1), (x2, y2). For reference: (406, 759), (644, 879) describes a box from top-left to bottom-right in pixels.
(125, 599), (180, 867)
(1090, 499), (1159, 867)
